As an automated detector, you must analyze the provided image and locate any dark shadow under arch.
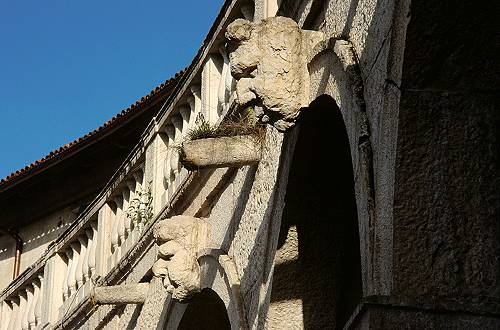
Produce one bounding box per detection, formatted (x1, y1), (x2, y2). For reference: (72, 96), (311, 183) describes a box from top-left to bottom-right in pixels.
(270, 94), (362, 329)
(177, 288), (231, 330)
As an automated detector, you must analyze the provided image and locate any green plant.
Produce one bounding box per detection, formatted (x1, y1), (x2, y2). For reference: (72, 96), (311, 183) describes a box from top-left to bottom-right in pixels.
(186, 109), (265, 142)
(186, 114), (218, 141)
(126, 183), (153, 224)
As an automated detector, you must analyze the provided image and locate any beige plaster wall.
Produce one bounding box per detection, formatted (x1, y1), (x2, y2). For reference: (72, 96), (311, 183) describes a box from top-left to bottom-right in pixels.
(0, 207), (76, 292)
(0, 235), (16, 292)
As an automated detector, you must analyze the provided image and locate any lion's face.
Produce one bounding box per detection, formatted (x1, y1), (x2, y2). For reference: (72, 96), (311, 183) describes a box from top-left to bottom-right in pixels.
(226, 17), (318, 131)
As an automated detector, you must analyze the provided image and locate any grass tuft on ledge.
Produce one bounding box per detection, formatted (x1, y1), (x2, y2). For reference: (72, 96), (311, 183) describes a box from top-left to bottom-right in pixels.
(187, 109), (265, 142)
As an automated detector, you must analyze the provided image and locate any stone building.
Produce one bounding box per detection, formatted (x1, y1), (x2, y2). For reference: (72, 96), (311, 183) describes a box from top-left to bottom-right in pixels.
(0, 0), (498, 329)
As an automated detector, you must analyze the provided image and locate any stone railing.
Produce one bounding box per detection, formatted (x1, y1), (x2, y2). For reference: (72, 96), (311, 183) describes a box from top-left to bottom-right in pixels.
(0, 270), (44, 330)
(107, 168), (146, 271)
(59, 220), (97, 310)
(0, 1), (253, 328)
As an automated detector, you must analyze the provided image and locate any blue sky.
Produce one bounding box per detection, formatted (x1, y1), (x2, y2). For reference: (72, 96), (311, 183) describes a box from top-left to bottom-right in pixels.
(0, 1), (224, 179)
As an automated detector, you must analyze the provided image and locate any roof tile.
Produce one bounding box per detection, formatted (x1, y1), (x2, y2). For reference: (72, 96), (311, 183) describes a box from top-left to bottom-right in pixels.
(0, 69), (185, 187)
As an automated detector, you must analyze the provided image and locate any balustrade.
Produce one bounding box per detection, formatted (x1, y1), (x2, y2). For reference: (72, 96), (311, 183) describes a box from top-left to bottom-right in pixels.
(1, 272), (43, 330)
(107, 167), (146, 272)
(0, 4), (248, 328)
(60, 220), (97, 313)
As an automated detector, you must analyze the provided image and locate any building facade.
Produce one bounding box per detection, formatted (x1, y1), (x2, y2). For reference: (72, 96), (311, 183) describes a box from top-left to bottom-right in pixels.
(0, 0), (499, 329)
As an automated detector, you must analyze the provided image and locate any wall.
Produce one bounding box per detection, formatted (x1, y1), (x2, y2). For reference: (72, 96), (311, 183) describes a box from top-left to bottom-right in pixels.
(267, 99), (362, 329)
(0, 207), (76, 292)
(392, 0), (500, 317)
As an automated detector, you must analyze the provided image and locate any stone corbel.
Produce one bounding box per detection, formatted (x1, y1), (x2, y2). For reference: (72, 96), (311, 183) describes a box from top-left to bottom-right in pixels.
(225, 16), (325, 131)
(91, 283), (149, 305)
(180, 135), (262, 170)
(151, 215), (208, 301)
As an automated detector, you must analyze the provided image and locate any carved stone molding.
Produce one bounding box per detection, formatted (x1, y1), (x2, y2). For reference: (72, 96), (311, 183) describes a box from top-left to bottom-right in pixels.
(226, 16), (324, 131)
(151, 216), (208, 301)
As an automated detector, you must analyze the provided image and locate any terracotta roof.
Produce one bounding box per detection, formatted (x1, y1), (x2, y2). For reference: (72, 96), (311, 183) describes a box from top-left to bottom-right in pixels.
(0, 69), (185, 188)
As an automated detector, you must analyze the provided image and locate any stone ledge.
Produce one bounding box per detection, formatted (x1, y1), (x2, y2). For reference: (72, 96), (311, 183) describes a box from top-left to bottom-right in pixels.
(180, 135), (262, 170)
(345, 296), (500, 330)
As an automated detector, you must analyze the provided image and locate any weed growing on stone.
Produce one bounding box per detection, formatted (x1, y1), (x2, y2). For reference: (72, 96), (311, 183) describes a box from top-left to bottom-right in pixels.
(126, 182), (153, 224)
(186, 109), (265, 142)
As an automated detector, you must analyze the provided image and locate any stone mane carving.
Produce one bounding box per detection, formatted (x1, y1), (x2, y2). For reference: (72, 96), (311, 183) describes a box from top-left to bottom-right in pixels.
(226, 16), (324, 131)
(151, 215), (207, 301)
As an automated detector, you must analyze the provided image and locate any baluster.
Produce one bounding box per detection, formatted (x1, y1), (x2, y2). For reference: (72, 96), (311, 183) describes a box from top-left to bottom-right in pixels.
(21, 288), (31, 330)
(110, 200), (120, 262)
(6, 298), (18, 330)
(76, 236), (87, 289)
(83, 228), (93, 282)
(187, 96), (196, 128)
(132, 171), (144, 232)
(218, 45), (231, 115)
(13, 291), (26, 330)
(115, 196), (125, 257)
(123, 186), (133, 239)
(131, 171), (144, 233)
(202, 55), (223, 124)
(179, 106), (192, 137)
(62, 249), (72, 301)
(28, 279), (39, 329)
(34, 274), (43, 327)
(163, 125), (175, 191)
(67, 242), (80, 297)
(21, 285), (33, 330)
(1, 300), (12, 330)
(169, 116), (183, 192)
(88, 222), (98, 278)
(111, 196), (123, 264)
(190, 85), (202, 122)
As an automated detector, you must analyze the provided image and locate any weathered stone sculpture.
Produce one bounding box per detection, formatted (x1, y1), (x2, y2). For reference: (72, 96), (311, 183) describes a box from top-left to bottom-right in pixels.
(226, 17), (324, 131)
(151, 215), (207, 301)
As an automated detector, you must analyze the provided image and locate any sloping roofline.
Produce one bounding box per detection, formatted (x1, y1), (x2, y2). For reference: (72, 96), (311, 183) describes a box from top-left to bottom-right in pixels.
(0, 70), (184, 191)
(0, 0), (237, 192)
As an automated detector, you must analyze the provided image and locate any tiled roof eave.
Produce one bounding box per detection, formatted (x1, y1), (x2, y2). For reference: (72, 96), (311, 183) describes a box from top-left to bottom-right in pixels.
(0, 69), (185, 191)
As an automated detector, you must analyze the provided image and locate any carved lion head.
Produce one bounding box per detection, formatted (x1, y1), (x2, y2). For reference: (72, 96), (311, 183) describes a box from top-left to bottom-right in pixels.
(226, 17), (324, 131)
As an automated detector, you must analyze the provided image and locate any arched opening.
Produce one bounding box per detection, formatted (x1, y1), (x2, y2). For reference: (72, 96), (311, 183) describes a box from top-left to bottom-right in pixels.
(177, 288), (231, 330)
(268, 95), (362, 329)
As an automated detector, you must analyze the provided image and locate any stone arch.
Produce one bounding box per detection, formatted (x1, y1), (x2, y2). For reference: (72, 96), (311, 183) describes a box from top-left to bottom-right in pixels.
(268, 94), (363, 329)
(163, 252), (247, 330)
(177, 288), (231, 330)
(307, 40), (383, 296)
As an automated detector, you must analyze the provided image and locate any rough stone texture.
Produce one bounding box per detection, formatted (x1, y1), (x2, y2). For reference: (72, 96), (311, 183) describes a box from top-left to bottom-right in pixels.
(392, 0), (500, 317)
(136, 277), (172, 330)
(393, 91), (500, 312)
(350, 304), (500, 330)
(92, 283), (149, 305)
(266, 104), (363, 329)
(226, 17), (324, 131)
(266, 226), (303, 329)
(152, 216), (208, 301)
(230, 126), (298, 329)
(180, 135), (262, 170)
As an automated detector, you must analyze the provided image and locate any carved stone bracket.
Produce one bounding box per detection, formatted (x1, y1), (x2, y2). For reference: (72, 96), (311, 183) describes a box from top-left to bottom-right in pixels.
(226, 16), (324, 131)
(91, 283), (149, 305)
(151, 215), (208, 301)
(180, 135), (262, 170)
